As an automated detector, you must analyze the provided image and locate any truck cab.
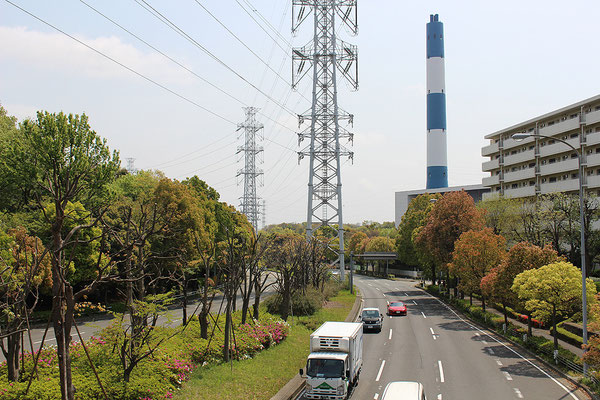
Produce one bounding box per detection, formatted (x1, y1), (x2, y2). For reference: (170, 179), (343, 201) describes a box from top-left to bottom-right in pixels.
(305, 352), (349, 399)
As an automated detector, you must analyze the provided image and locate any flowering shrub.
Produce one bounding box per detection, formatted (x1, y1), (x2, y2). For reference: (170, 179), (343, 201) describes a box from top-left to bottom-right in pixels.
(0, 312), (290, 399)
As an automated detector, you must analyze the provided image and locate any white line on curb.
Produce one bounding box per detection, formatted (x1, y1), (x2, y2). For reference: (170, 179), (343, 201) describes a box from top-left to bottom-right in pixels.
(438, 360), (445, 383)
(376, 360), (386, 382)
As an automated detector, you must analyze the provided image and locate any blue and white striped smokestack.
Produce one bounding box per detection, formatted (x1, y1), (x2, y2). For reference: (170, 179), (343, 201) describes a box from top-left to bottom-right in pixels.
(426, 14), (448, 189)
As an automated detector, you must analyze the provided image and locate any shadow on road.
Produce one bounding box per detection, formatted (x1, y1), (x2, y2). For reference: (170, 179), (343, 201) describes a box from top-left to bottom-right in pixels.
(501, 360), (547, 378)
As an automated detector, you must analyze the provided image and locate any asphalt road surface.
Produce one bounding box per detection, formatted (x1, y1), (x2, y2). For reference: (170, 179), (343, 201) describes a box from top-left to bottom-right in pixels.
(298, 274), (590, 400)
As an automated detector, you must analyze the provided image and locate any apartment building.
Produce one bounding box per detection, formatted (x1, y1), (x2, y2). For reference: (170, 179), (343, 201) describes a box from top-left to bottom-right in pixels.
(482, 95), (600, 200)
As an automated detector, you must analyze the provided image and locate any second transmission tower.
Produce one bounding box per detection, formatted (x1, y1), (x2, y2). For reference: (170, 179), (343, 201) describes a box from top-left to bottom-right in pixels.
(292, 0), (358, 279)
(237, 107), (264, 232)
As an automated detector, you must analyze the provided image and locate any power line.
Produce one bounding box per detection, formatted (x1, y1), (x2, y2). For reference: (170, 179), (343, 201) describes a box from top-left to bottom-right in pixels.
(241, 0), (293, 49)
(4, 0), (237, 125)
(79, 0), (299, 136)
(234, 0), (291, 54)
(133, 0), (297, 117)
(192, 0), (306, 102)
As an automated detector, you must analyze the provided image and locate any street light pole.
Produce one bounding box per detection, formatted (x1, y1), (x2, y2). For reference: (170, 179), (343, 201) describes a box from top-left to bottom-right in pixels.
(512, 132), (588, 373)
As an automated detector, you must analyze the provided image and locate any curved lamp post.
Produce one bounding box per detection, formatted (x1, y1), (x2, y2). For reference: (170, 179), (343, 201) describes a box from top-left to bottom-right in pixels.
(512, 132), (588, 374)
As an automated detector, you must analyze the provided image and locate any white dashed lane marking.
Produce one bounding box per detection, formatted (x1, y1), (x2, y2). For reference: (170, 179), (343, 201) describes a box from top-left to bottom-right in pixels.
(438, 360), (445, 383)
(496, 359), (503, 366)
(513, 388), (523, 398)
(389, 329), (393, 340)
(503, 371), (513, 381)
(421, 311), (427, 318)
(374, 393), (379, 400)
(376, 360), (386, 382)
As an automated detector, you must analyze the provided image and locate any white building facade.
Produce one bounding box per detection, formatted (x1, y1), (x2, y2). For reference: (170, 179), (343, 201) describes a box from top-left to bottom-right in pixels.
(482, 95), (600, 200)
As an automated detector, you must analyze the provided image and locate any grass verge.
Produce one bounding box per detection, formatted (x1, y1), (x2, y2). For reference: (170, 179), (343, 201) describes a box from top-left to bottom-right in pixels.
(175, 289), (356, 400)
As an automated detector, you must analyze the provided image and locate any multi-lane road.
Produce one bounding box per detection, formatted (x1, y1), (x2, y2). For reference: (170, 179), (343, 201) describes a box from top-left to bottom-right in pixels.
(300, 274), (590, 400)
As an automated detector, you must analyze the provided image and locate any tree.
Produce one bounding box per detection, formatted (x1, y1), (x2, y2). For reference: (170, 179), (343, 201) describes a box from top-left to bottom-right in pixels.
(3, 111), (119, 400)
(477, 194), (520, 238)
(415, 191), (484, 292)
(348, 231), (367, 254)
(481, 242), (560, 330)
(396, 194), (439, 269)
(512, 261), (596, 350)
(365, 236), (395, 252)
(449, 228), (506, 310)
(0, 227), (51, 381)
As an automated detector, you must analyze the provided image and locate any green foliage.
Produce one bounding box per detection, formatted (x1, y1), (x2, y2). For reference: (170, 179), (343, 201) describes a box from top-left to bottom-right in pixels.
(396, 193), (439, 267)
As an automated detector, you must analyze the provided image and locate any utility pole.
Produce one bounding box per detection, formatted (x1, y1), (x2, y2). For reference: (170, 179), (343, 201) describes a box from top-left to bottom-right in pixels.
(292, 0), (358, 280)
(237, 107), (264, 233)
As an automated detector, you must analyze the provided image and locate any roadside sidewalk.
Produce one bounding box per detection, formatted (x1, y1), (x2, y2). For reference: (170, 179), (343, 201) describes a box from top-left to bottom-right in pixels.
(454, 294), (584, 357)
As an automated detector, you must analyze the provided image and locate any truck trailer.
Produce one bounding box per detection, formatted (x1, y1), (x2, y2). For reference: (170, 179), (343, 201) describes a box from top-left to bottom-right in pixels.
(301, 321), (363, 400)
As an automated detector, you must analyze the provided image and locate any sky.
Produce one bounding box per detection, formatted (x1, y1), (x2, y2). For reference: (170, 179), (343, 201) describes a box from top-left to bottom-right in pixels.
(1, 0), (600, 226)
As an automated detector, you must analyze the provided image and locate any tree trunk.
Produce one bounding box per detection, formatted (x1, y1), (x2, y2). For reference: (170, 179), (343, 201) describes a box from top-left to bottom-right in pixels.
(252, 281), (261, 321)
(182, 282), (188, 326)
(527, 312), (533, 338)
(469, 294), (473, 306)
(431, 263), (436, 286)
(502, 302), (508, 327)
(6, 331), (20, 381)
(552, 306), (558, 351)
(481, 296), (486, 312)
(199, 312), (209, 339)
(223, 301), (231, 362)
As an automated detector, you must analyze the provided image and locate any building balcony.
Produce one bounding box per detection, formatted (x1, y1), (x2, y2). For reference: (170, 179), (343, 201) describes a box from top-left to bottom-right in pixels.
(539, 138), (580, 157)
(504, 168), (536, 183)
(503, 136), (534, 151)
(540, 179), (579, 194)
(539, 118), (580, 137)
(539, 158), (579, 175)
(504, 149), (535, 166)
(587, 153), (600, 168)
(504, 186), (536, 198)
(587, 132), (600, 146)
(482, 159), (500, 172)
(587, 109), (600, 125)
(482, 142), (499, 157)
(587, 174), (600, 188)
(482, 175), (500, 187)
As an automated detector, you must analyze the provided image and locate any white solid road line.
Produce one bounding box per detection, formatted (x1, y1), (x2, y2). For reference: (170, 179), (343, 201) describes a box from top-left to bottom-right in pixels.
(421, 311), (427, 318)
(376, 360), (386, 382)
(425, 293), (579, 400)
(438, 360), (445, 383)
(389, 329), (393, 340)
(513, 388), (524, 398)
(35, 332), (84, 344)
(503, 371), (513, 381)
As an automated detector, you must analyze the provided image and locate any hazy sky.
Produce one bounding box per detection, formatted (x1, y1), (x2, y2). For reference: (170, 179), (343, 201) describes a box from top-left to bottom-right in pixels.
(1, 0), (599, 226)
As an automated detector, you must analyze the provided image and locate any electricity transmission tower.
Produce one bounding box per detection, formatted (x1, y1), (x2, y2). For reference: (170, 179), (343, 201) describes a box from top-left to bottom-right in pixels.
(237, 107), (264, 232)
(292, 0), (358, 280)
(126, 157), (137, 174)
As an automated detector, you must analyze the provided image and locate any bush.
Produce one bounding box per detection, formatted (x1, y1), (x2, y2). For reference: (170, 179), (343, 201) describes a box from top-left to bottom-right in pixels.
(264, 282), (343, 317)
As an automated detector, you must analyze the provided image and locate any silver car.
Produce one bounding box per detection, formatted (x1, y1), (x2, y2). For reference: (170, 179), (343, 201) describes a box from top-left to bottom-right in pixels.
(360, 307), (384, 332)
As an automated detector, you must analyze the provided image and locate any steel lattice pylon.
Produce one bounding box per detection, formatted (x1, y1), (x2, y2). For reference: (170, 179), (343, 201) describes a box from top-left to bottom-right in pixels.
(237, 107), (264, 232)
(292, 0), (358, 280)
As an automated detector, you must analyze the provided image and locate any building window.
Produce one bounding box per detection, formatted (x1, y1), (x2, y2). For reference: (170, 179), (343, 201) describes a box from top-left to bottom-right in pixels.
(571, 133), (578, 138)
(511, 184), (518, 189)
(571, 113), (579, 118)
(549, 177), (557, 183)
(542, 178), (547, 183)
(571, 153), (578, 159)
(529, 181), (535, 186)
(529, 163), (535, 168)
(572, 173), (578, 179)
(549, 158), (556, 164)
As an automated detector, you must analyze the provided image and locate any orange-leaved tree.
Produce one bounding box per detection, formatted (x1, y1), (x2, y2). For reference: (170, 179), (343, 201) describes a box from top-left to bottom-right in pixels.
(449, 228), (506, 311)
(416, 191), (484, 292)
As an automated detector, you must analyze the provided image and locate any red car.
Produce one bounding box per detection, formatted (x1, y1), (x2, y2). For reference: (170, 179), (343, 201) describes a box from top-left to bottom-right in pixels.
(387, 301), (407, 316)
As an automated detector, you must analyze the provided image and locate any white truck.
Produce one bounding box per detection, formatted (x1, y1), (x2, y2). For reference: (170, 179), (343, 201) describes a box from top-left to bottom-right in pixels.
(300, 321), (363, 400)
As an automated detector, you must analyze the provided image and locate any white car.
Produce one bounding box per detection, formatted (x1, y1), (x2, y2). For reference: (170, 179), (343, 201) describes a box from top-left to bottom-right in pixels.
(381, 381), (427, 400)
